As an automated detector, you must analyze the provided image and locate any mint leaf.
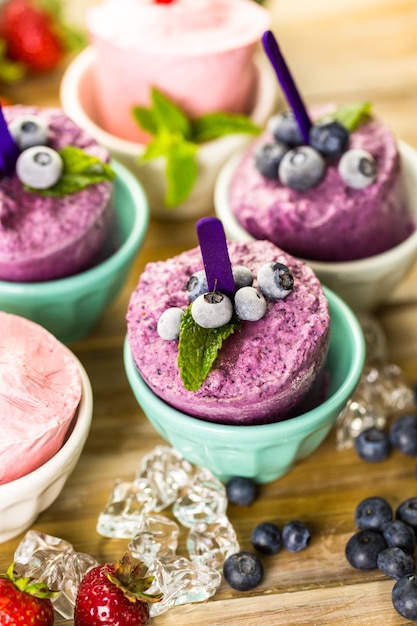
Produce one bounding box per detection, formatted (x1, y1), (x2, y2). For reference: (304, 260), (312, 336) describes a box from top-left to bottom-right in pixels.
(132, 106), (158, 136)
(328, 102), (373, 132)
(139, 130), (175, 163)
(165, 137), (198, 207)
(191, 112), (261, 143)
(31, 146), (116, 197)
(151, 87), (192, 139)
(178, 306), (240, 392)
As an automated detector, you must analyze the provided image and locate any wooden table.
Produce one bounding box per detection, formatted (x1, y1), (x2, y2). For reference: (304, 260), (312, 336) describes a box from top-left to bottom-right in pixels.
(2, 1), (417, 624)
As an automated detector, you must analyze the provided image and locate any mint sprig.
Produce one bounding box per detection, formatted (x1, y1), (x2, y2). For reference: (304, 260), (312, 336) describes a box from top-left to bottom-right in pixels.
(178, 305), (240, 392)
(28, 146), (116, 197)
(132, 87), (261, 208)
(325, 102), (373, 132)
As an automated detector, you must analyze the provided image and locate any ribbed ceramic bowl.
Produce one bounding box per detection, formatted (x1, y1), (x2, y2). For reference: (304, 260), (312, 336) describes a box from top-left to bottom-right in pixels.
(124, 287), (365, 483)
(215, 141), (417, 312)
(60, 46), (279, 221)
(0, 354), (93, 543)
(0, 160), (149, 344)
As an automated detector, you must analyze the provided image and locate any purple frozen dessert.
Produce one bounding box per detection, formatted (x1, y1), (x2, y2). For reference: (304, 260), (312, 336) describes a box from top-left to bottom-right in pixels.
(227, 105), (414, 262)
(126, 239), (330, 426)
(0, 105), (114, 282)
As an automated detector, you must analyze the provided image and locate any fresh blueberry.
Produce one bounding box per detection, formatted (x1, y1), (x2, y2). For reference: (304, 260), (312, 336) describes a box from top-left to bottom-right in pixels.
(186, 270), (208, 302)
(267, 111), (303, 147)
(157, 307), (184, 340)
(377, 547), (415, 580)
(338, 148), (377, 189)
(232, 265), (253, 290)
(9, 114), (49, 150)
(390, 414), (417, 456)
(282, 520), (311, 553)
(278, 145), (326, 191)
(253, 141), (288, 179)
(251, 522), (282, 556)
(225, 477), (258, 506)
(309, 119), (350, 159)
(354, 496), (393, 531)
(396, 497), (417, 534)
(223, 551), (264, 591)
(191, 291), (233, 329)
(392, 575), (417, 621)
(234, 286), (267, 321)
(382, 520), (416, 554)
(353, 427), (392, 462)
(257, 262), (294, 301)
(16, 146), (63, 189)
(345, 529), (387, 570)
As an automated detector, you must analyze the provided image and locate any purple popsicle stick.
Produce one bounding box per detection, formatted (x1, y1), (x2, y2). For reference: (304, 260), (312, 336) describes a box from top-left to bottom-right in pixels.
(0, 103), (19, 176)
(196, 217), (235, 299)
(262, 30), (312, 144)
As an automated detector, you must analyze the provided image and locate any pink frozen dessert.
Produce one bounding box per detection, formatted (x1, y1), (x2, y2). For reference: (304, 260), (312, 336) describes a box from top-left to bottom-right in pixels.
(86, 0), (270, 142)
(0, 104), (115, 282)
(225, 104), (414, 262)
(126, 238), (330, 425)
(0, 312), (82, 484)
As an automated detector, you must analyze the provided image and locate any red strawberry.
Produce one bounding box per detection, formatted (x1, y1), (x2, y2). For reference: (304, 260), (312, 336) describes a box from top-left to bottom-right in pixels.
(74, 553), (162, 626)
(0, 563), (55, 625)
(0, 0), (64, 72)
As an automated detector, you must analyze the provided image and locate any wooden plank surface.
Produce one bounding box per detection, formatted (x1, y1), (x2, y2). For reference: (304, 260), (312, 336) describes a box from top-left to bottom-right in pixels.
(1, 1), (417, 624)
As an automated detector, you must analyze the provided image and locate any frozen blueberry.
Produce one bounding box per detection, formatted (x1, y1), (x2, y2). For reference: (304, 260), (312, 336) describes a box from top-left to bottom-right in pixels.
(251, 522), (283, 556)
(392, 575), (417, 621)
(186, 270), (208, 302)
(282, 520), (311, 553)
(353, 426), (392, 462)
(253, 141), (288, 179)
(377, 547), (415, 580)
(223, 551), (264, 591)
(382, 520), (416, 554)
(232, 265), (253, 290)
(396, 497), (417, 535)
(338, 148), (377, 189)
(157, 307), (184, 340)
(234, 286), (267, 321)
(9, 114), (49, 150)
(191, 291), (233, 329)
(257, 262), (294, 301)
(267, 111), (303, 147)
(309, 119), (349, 159)
(345, 529), (387, 570)
(354, 496), (393, 531)
(278, 145), (326, 191)
(390, 414), (417, 456)
(16, 146), (63, 189)
(226, 477), (258, 506)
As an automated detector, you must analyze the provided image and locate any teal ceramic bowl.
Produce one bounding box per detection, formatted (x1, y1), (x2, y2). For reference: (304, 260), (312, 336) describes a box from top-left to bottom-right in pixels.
(124, 287), (365, 483)
(0, 160), (149, 344)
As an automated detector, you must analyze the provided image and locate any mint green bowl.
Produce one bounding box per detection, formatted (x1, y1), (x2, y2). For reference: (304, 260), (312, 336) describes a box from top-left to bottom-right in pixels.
(0, 160), (149, 344)
(124, 287), (365, 484)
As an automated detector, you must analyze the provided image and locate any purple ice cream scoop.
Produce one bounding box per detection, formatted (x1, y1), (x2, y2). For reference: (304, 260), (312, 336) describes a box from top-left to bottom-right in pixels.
(126, 239), (330, 426)
(0, 105), (113, 282)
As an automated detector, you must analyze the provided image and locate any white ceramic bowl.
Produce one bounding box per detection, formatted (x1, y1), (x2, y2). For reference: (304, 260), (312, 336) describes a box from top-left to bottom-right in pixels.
(0, 355), (93, 543)
(215, 140), (417, 311)
(60, 46), (279, 221)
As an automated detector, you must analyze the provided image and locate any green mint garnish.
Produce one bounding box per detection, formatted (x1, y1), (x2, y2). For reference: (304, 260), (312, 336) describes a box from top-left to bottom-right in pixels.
(328, 102), (373, 132)
(28, 146), (116, 197)
(178, 305), (240, 392)
(132, 87), (261, 208)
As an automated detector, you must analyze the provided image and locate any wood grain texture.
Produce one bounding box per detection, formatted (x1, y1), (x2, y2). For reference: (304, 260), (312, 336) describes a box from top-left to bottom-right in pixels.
(1, 2), (417, 624)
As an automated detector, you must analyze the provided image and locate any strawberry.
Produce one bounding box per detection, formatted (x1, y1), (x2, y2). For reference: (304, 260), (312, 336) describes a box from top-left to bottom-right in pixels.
(74, 553), (162, 626)
(0, 563), (55, 625)
(0, 0), (64, 72)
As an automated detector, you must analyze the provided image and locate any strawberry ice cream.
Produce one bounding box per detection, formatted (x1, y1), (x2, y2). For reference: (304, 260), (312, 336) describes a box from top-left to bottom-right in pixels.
(0, 312), (82, 484)
(86, 0), (270, 142)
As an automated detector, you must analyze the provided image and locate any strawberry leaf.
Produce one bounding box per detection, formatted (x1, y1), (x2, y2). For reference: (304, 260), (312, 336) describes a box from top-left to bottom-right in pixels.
(178, 305), (240, 392)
